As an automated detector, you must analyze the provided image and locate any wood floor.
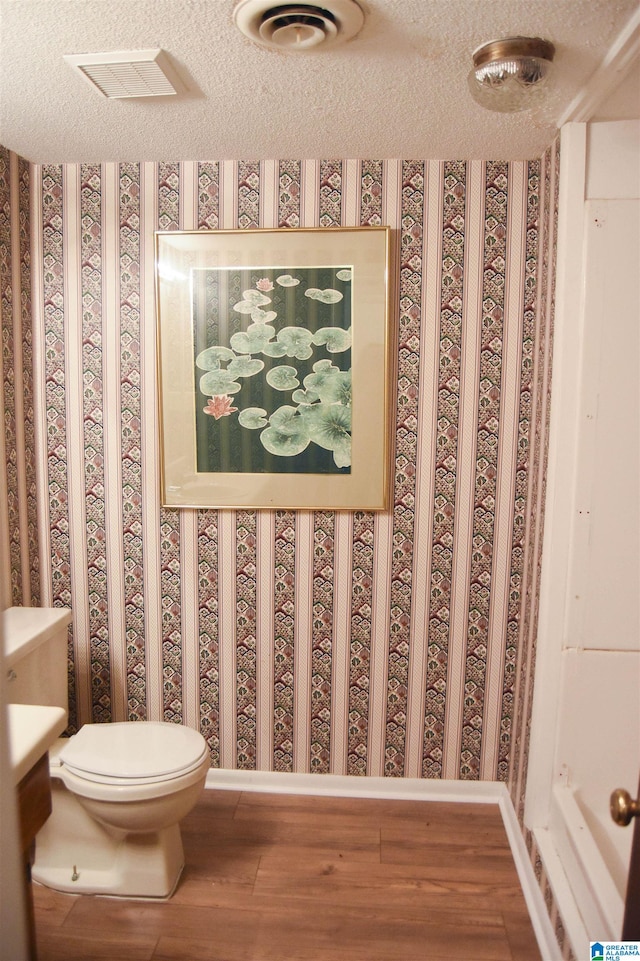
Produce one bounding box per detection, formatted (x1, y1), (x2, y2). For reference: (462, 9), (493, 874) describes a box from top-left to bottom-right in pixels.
(33, 790), (542, 961)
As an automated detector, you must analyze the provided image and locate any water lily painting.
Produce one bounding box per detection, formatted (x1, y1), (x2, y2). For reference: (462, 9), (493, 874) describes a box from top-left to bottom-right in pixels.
(193, 266), (352, 475)
(156, 227), (390, 509)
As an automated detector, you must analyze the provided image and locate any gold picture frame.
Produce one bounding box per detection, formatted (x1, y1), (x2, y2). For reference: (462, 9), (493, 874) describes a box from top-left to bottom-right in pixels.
(155, 227), (391, 510)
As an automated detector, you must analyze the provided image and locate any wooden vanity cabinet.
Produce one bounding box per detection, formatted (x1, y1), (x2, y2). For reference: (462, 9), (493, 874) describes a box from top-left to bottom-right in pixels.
(17, 751), (52, 961)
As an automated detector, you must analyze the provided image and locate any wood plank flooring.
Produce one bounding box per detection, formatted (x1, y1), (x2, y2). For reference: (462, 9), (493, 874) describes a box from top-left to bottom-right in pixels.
(33, 790), (542, 961)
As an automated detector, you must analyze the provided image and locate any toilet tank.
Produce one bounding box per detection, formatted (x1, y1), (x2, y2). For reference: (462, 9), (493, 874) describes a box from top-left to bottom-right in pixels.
(2, 607), (72, 711)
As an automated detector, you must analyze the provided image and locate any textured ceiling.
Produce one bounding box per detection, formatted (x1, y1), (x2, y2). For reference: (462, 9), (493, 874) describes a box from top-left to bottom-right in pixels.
(0, 0), (638, 163)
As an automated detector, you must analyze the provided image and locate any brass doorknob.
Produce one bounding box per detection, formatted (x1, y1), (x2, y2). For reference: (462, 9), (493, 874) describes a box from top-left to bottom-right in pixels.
(610, 788), (640, 826)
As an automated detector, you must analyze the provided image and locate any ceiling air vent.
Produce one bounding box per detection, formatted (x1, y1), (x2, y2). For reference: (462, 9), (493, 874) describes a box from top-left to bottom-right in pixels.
(234, 0), (364, 51)
(63, 49), (184, 99)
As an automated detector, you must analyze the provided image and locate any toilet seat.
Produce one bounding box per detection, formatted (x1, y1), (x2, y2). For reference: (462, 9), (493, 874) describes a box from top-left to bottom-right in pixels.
(59, 721), (209, 785)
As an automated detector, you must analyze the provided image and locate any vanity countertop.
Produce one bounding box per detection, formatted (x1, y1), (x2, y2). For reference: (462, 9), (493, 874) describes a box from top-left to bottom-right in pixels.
(2, 606), (72, 669)
(8, 704), (67, 784)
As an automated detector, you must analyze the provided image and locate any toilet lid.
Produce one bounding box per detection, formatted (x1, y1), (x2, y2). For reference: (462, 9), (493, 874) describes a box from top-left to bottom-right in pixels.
(59, 722), (208, 780)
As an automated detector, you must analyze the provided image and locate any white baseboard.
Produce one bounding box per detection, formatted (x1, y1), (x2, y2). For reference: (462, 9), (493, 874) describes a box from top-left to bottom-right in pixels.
(204, 769), (559, 959)
(206, 767), (504, 801)
(535, 826), (590, 960)
(533, 781), (626, 959)
(499, 797), (565, 961)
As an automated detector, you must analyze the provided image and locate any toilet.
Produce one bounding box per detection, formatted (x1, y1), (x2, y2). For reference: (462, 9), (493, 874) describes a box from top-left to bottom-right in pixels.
(32, 721), (210, 898)
(3, 606), (210, 899)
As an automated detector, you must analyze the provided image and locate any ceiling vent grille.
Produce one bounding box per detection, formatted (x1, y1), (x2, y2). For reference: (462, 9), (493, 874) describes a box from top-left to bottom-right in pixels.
(234, 0), (364, 51)
(63, 49), (184, 99)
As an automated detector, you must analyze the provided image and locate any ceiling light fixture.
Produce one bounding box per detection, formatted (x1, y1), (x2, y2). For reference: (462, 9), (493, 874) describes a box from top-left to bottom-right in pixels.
(468, 37), (556, 113)
(234, 0), (364, 51)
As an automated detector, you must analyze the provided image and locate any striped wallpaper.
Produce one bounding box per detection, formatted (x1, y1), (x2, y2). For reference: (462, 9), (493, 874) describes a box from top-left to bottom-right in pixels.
(1, 148), (558, 798)
(2, 141), (569, 953)
(0, 147), (40, 611)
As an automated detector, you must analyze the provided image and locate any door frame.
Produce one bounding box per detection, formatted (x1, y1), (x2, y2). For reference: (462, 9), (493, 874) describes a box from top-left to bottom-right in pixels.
(524, 122), (588, 834)
(525, 119), (640, 955)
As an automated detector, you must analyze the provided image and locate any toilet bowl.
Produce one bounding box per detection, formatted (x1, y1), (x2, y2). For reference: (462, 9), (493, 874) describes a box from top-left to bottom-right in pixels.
(32, 721), (210, 899)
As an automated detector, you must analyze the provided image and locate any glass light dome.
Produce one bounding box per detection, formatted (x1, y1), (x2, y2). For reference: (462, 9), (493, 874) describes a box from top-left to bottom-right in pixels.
(468, 37), (556, 113)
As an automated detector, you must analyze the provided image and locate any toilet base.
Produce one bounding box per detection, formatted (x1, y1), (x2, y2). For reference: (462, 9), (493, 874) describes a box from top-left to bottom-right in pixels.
(32, 779), (185, 899)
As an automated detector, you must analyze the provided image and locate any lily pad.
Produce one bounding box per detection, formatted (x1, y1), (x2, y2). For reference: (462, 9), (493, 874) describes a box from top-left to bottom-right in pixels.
(304, 287), (343, 304)
(336, 269), (352, 282)
(313, 327), (351, 353)
(291, 387), (319, 406)
(230, 324), (276, 354)
(233, 301), (259, 315)
(299, 402), (351, 467)
(266, 365), (300, 391)
(269, 405), (304, 436)
(331, 441), (351, 468)
(315, 369), (351, 406)
(300, 402), (351, 449)
(233, 290), (272, 314)
(277, 326), (314, 360)
(243, 289), (272, 304)
(251, 308), (278, 325)
(276, 274), (300, 287)
(195, 345), (236, 370)
(227, 356), (265, 378)
(261, 342), (288, 358)
(303, 361), (340, 394)
(260, 425), (310, 458)
(238, 407), (268, 429)
(199, 369), (242, 396)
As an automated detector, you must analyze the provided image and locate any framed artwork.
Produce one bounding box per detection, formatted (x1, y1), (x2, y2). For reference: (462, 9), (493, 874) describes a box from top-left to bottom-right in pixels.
(155, 227), (391, 510)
